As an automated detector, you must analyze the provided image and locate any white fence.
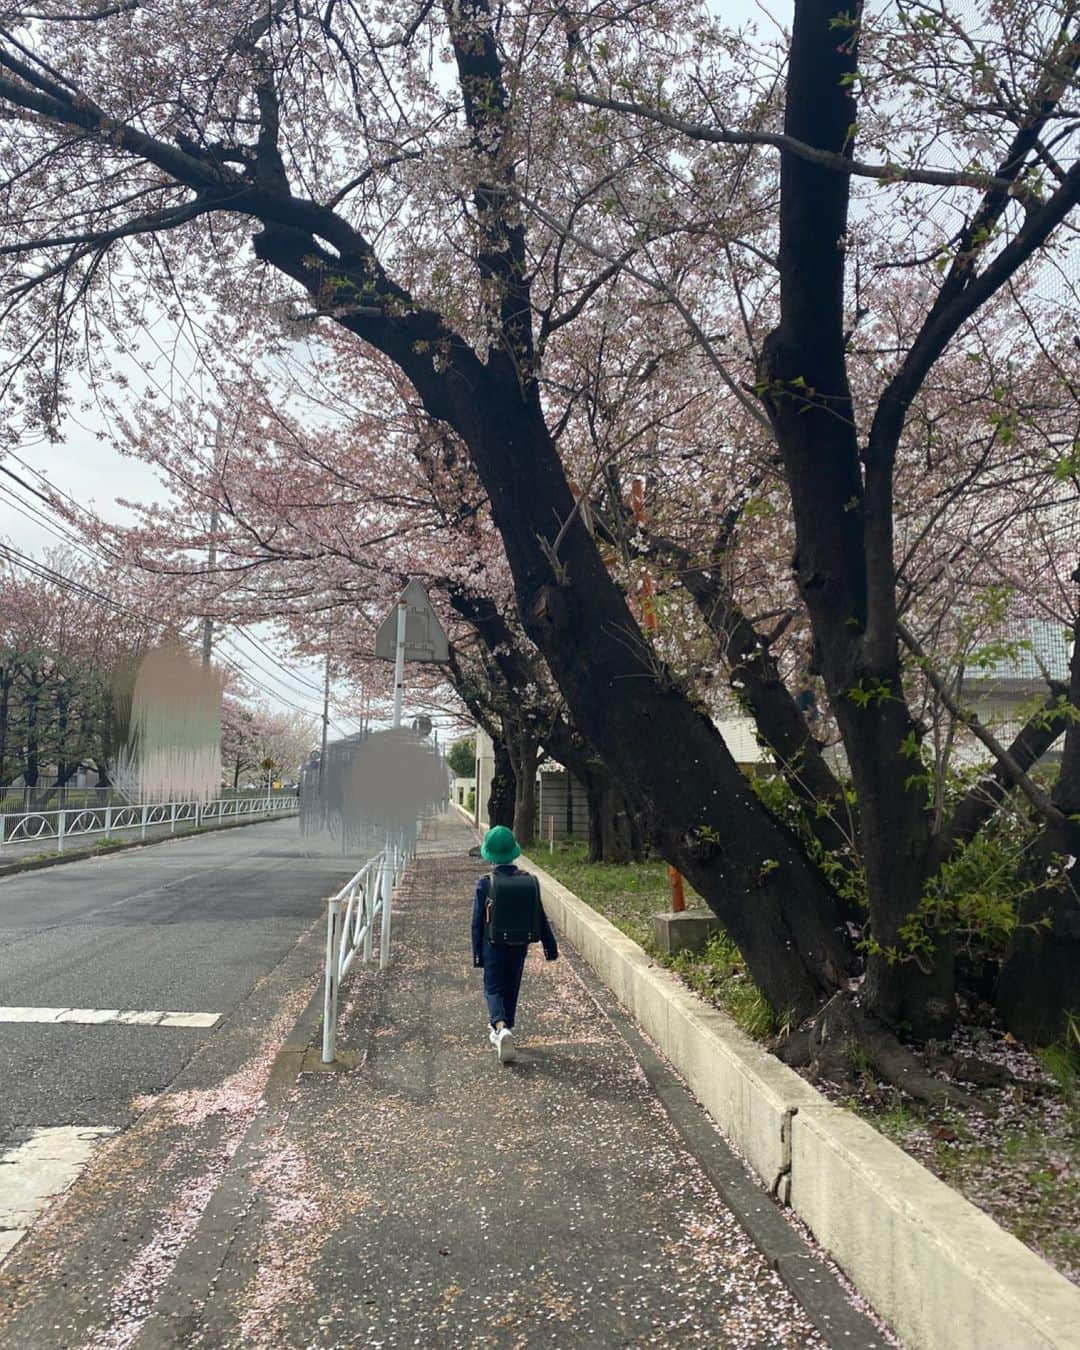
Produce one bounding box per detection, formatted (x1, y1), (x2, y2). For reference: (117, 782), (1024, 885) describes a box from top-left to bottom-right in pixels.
(322, 830), (412, 1063)
(0, 785), (295, 813)
(0, 794), (299, 856)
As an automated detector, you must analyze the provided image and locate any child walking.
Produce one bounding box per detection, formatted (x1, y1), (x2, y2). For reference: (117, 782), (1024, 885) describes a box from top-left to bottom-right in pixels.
(471, 825), (558, 1064)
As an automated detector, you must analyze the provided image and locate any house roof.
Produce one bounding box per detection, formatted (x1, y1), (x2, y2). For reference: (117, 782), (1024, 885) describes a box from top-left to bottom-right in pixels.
(962, 619), (1072, 688)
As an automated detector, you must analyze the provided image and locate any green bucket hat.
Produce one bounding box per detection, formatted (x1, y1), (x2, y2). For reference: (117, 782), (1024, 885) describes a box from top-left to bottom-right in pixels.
(481, 825), (521, 864)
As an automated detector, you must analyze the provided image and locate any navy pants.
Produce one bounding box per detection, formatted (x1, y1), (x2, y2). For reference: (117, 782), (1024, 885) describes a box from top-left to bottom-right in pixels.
(482, 938), (529, 1028)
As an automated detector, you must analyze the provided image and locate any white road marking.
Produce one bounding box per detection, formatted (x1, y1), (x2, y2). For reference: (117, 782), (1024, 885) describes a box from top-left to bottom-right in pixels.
(157, 1011), (220, 1028)
(54, 1008), (120, 1024)
(0, 1007), (220, 1028)
(0, 1126), (116, 1262)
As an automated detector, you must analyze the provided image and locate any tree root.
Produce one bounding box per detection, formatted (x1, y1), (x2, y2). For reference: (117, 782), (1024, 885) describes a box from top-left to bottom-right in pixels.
(774, 1028), (813, 1068)
(776, 995), (996, 1115)
(924, 1052), (1017, 1090)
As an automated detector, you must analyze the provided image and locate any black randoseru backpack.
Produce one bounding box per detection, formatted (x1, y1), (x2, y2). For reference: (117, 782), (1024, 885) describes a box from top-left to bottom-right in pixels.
(485, 872), (542, 946)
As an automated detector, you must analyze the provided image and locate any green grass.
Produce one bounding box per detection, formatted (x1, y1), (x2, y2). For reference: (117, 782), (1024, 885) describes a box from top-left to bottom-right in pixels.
(873, 1096), (922, 1135)
(858, 1080), (1080, 1281)
(90, 837), (126, 853)
(537, 841), (781, 1040)
(1037, 1038), (1080, 1097)
(535, 842), (670, 948)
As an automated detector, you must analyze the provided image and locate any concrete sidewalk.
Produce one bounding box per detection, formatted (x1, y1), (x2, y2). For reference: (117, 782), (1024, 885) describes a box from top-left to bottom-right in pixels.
(2, 813), (883, 1348)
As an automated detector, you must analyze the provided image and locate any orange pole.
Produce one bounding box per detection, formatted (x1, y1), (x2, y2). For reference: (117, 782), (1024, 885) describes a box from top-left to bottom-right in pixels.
(630, 477), (646, 522)
(668, 864), (686, 913)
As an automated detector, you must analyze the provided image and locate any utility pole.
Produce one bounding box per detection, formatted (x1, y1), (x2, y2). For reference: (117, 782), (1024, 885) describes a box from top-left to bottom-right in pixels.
(320, 642), (331, 783)
(201, 507), (219, 668)
(316, 635), (332, 831)
(202, 418), (222, 668)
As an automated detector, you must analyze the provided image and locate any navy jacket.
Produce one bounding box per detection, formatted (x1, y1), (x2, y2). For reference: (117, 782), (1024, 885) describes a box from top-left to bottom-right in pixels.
(472, 864), (558, 967)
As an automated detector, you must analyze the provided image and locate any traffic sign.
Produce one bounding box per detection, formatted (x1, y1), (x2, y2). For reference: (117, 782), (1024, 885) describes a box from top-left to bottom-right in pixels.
(374, 580), (450, 664)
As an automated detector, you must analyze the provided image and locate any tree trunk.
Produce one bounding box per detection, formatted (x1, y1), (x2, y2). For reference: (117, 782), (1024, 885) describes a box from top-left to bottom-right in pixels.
(996, 820), (1080, 1045)
(93, 689), (117, 788)
(47, 689), (71, 808)
(507, 727), (539, 846)
(0, 674), (11, 786)
(996, 595), (1080, 1043)
(488, 736), (515, 829)
(257, 110), (856, 1023)
(470, 397), (854, 1018)
(757, 0), (953, 1038)
(585, 768), (644, 863)
(40, 758), (80, 809)
(839, 697), (954, 1038)
(24, 679), (41, 791)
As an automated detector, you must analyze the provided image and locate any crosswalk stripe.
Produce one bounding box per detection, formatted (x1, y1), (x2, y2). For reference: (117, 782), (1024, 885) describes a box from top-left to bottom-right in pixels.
(0, 1126), (117, 1262)
(0, 1007), (220, 1028)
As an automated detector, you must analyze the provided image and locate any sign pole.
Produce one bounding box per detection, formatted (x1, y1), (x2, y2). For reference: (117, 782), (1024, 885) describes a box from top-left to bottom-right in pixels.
(392, 598), (407, 729)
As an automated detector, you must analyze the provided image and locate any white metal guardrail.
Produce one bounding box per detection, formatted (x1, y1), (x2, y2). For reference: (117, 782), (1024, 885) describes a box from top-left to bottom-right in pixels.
(322, 828), (413, 1063)
(0, 794), (299, 856)
(0, 785), (295, 813)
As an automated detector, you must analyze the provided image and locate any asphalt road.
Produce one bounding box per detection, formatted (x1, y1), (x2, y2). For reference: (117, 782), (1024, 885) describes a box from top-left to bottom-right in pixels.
(0, 816), (887, 1350)
(0, 818), (361, 1138)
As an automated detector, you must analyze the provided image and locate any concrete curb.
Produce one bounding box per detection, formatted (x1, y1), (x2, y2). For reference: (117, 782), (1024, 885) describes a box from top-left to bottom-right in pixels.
(517, 858), (822, 1189)
(520, 852), (1080, 1350)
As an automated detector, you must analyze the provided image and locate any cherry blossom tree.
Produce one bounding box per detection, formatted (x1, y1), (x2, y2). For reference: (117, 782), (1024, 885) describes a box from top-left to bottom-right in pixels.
(2, 0), (1079, 1077)
(60, 348), (637, 849)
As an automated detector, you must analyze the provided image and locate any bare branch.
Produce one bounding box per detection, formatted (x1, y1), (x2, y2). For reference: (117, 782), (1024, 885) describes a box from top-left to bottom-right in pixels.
(9, 1), (138, 19)
(898, 621), (1066, 826)
(519, 189), (771, 433)
(569, 87), (1043, 198)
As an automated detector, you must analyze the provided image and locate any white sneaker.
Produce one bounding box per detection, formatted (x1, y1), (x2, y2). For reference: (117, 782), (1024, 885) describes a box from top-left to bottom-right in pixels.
(496, 1028), (516, 1064)
(489, 1026), (500, 1047)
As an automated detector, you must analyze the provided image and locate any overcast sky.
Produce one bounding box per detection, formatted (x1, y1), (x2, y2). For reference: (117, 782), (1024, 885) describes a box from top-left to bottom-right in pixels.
(0, 420), (374, 738)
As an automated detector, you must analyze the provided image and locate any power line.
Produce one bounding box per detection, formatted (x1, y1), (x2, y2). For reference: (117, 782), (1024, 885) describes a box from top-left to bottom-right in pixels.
(0, 539), (357, 731)
(0, 539), (147, 618)
(231, 624), (328, 695)
(214, 635), (357, 736)
(0, 461), (364, 730)
(5, 421), (376, 721)
(0, 472), (109, 563)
